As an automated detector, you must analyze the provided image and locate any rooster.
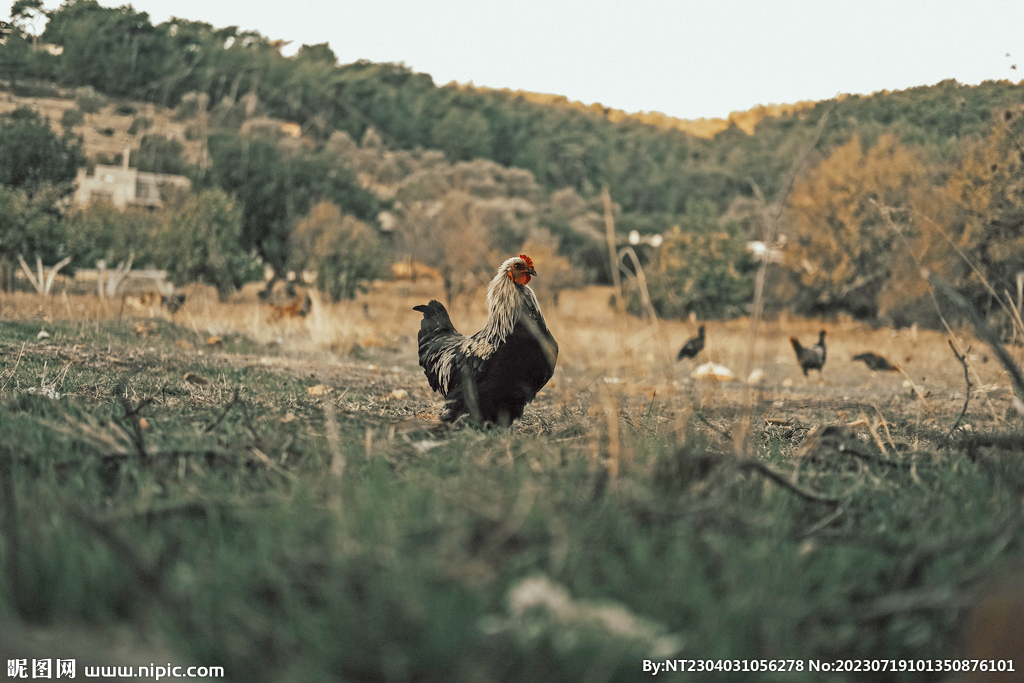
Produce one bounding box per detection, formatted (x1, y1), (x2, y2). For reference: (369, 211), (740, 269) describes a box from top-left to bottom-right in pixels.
(414, 255), (558, 426)
(853, 352), (898, 372)
(790, 330), (827, 377)
(677, 325), (705, 362)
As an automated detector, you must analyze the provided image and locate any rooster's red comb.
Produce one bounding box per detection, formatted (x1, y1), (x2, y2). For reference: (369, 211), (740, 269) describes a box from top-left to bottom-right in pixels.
(518, 254), (534, 269)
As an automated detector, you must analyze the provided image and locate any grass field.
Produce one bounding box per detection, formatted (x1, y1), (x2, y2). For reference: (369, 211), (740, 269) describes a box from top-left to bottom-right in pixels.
(1, 281), (1023, 682)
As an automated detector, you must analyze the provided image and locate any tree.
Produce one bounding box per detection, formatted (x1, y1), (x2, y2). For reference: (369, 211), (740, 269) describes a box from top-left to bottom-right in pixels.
(885, 114), (1024, 329)
(290, 202), (385, 301)
(41, 0), (175, 98)
(0, 107), (82, 290)
(64, 202), (158, 268)
(644, 202), (757, 319)
(0, 107), (83, 194)
(205, 132), (381, 281)
(783, 134), (931, 318)
(151, 189), (261, 299)
(131, 134), (186, 174)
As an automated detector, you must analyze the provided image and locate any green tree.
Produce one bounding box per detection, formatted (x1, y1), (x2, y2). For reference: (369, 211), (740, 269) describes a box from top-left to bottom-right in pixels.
(205, 132), (380, 278)
(0, 107), (83, 194)
(290, 202), (385, 301)
(0, 23), (32, 90)
(151, 189), (261, 299)
(431, 108), (491, 162)
(0, 107), (82, 288)
(64, 202), (158, 267)
(131, 134), (186, 174)
(41, 0), (175, 98)
(644, 202), (756, 319)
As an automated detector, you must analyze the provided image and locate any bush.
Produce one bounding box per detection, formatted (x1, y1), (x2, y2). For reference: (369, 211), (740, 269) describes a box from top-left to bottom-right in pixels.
(131, 135), (186, 175)
(638, 204), (757, 320)
(74, 86), (105, 114)
(65, 203), (159, 267)
(174, 92), (204, 120)
(59, 107), (84, 131)
(127, 116), (151, 135)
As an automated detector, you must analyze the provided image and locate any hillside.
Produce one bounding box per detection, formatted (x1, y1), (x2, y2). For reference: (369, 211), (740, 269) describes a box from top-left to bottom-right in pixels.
(462, 83), (821, 138)
(0, 87), (206, 167)
(3, 0), (1024, 325)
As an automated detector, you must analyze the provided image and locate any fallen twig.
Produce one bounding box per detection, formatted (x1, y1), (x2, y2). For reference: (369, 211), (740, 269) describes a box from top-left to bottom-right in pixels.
(693, 408), (732, 439)
(736, 459), (842, 505)
(203, 387), (242, 433)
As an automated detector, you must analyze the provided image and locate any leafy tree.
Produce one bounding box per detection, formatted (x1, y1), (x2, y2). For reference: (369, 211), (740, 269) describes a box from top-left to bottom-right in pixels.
(205, 132), (381, 279)
(0, 183), (66, 288)
(41, 0), (174, 98)
(0, 21), (32, 89)
(0, 107), (82, 288)
(431, 108), (491, 162)
(131, 134), (186, 174)
(884, 114), (1024, 329)
(783, 133), (930, 318)
(0, 107), (83, 194)
(151, 189), (261, 298)
(290, 201), (385, 301)
(643, 202), (756, 319)
(59, 107), (84, 131)
(64, 202), (158, 267)
(295, 42), (336, 65)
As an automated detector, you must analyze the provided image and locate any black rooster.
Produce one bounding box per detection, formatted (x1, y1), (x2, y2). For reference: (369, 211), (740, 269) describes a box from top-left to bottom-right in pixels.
(677, 325), (706, 362)
(853, 352), (898, 372)
(414, 255), (558, 427)
(790, 330), (827, 377)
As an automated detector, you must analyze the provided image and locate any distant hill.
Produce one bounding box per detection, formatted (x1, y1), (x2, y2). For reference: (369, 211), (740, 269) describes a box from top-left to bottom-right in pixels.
(4, 0), (1024, 230)
(459, 83), (820, 138)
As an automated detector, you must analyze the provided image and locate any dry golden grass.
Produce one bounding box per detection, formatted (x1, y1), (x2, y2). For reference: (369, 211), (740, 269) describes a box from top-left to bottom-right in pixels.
(4, 278), (1021, 433)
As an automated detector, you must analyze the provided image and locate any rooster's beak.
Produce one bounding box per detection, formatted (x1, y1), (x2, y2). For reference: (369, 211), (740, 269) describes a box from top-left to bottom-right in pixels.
(526, 267), (537, 277)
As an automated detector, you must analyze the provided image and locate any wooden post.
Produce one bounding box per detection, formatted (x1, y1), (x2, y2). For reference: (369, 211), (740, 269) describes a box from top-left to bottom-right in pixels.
(602, 186), (624, 314)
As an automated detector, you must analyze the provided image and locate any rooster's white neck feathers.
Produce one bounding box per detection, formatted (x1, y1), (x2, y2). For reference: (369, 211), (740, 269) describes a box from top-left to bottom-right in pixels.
(482, 256), (544, 345)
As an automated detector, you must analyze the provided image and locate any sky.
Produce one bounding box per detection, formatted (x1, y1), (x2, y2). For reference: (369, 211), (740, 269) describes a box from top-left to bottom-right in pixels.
(20, 0), (1024, 121)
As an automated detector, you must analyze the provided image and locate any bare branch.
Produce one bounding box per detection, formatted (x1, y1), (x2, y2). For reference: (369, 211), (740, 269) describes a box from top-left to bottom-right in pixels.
(927, 270), (1024, 407)
(946, 340), (973, 441)
(736, 459), (842, 505)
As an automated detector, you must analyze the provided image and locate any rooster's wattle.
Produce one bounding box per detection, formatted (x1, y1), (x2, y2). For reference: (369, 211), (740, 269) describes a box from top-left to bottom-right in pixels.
(414, 255), (558, 426)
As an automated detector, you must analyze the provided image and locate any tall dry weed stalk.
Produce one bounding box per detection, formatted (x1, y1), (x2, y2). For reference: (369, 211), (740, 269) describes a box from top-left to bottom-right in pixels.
(733, 102), (835, 456)
(876, 202), (1017, 422)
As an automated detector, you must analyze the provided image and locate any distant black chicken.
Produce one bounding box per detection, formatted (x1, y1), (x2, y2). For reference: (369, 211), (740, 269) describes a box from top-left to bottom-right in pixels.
(853, 352), (899, 372)
(161, 293), (186, 315)
(790, 330), (827, 377)
(677, 325), (705, 361)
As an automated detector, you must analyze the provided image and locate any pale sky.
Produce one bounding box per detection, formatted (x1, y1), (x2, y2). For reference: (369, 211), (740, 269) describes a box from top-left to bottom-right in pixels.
(22, 0), (1024, 120)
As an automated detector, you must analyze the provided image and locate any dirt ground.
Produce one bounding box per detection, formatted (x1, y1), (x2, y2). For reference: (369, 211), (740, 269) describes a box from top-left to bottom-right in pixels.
(2, 278), (1020, 441)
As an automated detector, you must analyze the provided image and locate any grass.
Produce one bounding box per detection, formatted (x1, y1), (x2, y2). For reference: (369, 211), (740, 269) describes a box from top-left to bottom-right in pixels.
(1, 282), (1023, 682)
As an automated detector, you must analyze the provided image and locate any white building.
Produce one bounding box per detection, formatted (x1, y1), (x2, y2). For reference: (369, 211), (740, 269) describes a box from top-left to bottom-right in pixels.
(73, 154), (190, 209)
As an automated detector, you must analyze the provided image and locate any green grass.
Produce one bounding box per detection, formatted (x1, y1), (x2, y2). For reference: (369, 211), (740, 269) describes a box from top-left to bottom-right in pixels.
(1, 318), (1023, 681)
